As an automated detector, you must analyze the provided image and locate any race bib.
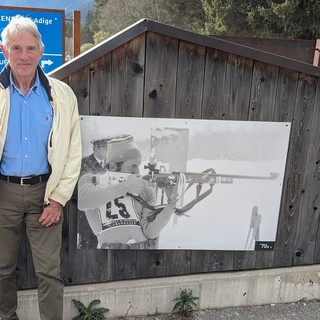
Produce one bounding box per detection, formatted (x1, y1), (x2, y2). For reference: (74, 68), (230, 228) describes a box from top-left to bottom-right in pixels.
(97, 172), (147, 243)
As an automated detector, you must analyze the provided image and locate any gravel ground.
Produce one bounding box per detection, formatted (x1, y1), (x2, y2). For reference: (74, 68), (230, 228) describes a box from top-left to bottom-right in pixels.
(122, 300), (320, 320)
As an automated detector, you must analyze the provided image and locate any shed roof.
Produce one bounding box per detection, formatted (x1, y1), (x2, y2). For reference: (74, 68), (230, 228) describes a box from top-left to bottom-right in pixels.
(50, 18), (320, 79)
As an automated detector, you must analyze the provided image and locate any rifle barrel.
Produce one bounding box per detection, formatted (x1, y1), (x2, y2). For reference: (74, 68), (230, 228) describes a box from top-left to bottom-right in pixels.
(215, 172), (279, 180)
(143, 171), (279, 185)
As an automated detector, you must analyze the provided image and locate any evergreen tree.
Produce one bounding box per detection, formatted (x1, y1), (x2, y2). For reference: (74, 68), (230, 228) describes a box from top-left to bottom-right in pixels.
(81, 9), (99, 45)
(65, 21), (73, 38)
(79, 0), (320, 48)
(201, 0), (320, 39)
(92, 0), (205, 36)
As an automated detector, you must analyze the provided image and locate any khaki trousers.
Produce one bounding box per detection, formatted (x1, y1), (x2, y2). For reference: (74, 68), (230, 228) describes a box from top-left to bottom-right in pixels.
(0, 180), (64, 320)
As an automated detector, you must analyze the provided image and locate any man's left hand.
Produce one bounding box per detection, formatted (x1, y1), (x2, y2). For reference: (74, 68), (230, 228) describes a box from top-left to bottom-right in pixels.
(39, 199), (63, 227)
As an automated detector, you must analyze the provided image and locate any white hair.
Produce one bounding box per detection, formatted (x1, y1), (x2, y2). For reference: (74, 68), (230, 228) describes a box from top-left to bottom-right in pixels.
(1, 15), (44, 51)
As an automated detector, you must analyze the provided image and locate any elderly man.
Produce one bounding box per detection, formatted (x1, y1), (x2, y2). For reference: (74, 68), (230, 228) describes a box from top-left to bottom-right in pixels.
(0, 15), (82, 320)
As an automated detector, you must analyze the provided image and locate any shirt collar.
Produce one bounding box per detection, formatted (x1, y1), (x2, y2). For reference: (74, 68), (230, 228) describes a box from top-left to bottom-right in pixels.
(94, 155), (105, 166)
(9, 70), (41, 95)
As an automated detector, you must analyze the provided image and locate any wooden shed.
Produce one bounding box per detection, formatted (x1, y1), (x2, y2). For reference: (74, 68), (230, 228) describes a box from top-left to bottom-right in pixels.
(17, 18), (320, 289)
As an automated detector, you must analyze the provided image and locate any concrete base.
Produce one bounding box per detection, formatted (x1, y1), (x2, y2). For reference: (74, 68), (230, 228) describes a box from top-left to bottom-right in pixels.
(17, 265), (320, 319)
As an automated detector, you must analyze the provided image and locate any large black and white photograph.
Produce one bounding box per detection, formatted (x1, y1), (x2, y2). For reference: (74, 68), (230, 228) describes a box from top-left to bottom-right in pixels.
(77, 116), (291, 251)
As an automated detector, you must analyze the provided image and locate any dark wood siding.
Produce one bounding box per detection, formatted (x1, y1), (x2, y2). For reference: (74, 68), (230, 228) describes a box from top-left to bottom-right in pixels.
(214, 36), (316, 65)
(16, 29), (320, 288)
(144, 31), (178, 118)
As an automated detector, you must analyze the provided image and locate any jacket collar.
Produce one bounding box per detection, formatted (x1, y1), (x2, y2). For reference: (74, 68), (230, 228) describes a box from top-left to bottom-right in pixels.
(0, 64), (53, 101)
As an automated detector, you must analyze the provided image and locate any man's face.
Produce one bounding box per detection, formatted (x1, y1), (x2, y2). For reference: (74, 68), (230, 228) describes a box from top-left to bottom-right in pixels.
(94, 145), (108, 161)
(1, 30), (43, 80)
(120, 157), (141, 174)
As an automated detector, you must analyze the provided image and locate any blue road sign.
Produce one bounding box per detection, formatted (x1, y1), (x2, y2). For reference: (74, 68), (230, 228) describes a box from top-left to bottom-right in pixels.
(0, 7), (64, 73)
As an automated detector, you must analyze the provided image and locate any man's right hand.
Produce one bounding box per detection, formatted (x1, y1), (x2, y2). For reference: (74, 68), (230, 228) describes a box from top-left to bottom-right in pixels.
(125, 175), (151, 195)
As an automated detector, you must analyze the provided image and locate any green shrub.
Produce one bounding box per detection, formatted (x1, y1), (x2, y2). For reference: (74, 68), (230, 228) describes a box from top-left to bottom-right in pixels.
(172, 288), (199, 317)
(72, 299), (109, 320)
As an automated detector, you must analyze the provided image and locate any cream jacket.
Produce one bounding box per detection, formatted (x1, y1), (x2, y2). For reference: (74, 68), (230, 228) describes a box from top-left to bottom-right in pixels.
(0, 65), (82, 206)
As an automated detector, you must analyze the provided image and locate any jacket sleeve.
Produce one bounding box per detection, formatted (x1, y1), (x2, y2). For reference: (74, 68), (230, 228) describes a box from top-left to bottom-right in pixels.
(45, 79), (82, 206)
(78, 173), (133, 210)
(139, 188), (175, 240)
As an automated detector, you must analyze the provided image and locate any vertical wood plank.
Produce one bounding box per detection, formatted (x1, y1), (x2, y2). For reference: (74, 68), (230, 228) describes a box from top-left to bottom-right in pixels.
(144, 31), (178, 118)
(107, 34), (146, 277)
(313, 85), (320, 263)
(190, 251), (234, 273)
(64, 67), (90, 284)
(233, 251), (256, 270)
(222, 54), (254, 120)
(64, 195), (108, 285)
(89, 54), (112, 116)
(248, 61), (279, 121)
(135, 251), (168, 278)
(273, 68), (299, 122)
(247, 61), (279, 268)
(255, 251), (274, 269)
(202, 48), (228, 120)
(292, 77), (320, 264)
(106, 250), (138, 281)
(143, 31), (187, 275)
(111, 34), (145, 117)
(68, 67), (90, 115)
(257, 68), (298, 268)
(192, 48), (235, 272)
(164, 251), (192, 275)
(175, 41), (206, 119)
(274, 74), (317, 267)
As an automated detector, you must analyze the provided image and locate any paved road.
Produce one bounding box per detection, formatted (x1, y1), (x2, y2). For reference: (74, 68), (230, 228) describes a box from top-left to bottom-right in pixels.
(126, 300), (320, 320)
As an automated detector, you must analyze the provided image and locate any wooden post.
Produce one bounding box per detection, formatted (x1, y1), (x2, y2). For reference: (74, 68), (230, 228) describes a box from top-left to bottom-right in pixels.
(313, 39), (320, 66)
(73, 10), (81, 58)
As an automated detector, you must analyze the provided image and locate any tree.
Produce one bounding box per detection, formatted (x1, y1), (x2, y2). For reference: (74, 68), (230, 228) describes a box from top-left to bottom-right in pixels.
(80, 43), (95, 53)
(257, 0), (320, 39)
(155, 0), (205, 32)
(65, 21), (73, 38)
(93, 0), (205, 36)
(93, 30), (110, 44)
(79, 0), (320, 53)
(200, 0), (320, 39)
(81, 9), (99, 45)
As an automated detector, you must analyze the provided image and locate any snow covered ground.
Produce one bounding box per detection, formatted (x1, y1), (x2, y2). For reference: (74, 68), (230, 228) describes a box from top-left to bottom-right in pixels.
(157, 158), (285, 251)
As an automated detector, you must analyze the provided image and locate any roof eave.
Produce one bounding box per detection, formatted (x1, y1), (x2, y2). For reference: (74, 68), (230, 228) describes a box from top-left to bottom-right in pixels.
(49, 18), (320, 80)
(49, 18), (149, 79)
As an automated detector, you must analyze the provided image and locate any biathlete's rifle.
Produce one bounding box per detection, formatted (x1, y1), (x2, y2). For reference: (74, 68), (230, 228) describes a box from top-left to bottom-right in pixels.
(142, 163), (278, 188)
(140, 164), (279, 217)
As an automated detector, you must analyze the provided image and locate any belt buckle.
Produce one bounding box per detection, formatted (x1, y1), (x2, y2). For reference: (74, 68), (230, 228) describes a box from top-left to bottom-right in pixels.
(20, 176), (32, 186)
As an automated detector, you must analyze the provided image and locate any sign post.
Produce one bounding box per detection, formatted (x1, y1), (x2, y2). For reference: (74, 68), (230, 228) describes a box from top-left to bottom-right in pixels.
(0, 6), (64, 73)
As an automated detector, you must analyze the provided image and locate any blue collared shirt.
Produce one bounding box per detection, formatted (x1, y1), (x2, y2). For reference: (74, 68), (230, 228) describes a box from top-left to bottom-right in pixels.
(0, 71), (53, 177)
